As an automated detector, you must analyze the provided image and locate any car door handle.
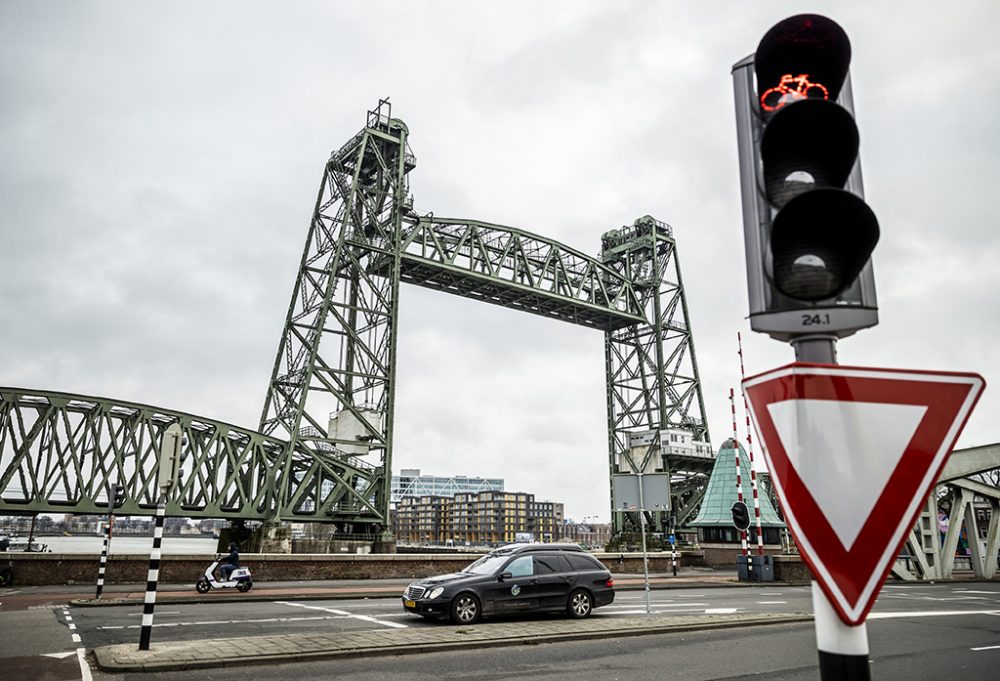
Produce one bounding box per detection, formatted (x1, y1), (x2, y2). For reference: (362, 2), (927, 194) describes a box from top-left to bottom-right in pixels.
(530, 579), (539, 585)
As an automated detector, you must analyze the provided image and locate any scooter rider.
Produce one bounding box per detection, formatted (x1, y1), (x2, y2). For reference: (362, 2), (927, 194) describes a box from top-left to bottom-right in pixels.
(218, 542), (240, 581)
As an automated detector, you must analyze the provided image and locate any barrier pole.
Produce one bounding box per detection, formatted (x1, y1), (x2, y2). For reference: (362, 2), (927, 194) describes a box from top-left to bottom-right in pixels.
(730, 390), (750, 560)
(738, 333), (766, 557)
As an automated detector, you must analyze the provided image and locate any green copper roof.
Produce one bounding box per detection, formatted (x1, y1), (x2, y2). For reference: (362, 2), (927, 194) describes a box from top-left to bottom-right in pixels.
(688, 439), (785, 528)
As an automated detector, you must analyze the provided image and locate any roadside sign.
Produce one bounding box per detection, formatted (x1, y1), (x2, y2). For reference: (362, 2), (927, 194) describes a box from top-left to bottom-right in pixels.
(743, 362), (984, 625)
(612, 473), (671, 512)
(158, 423), (183, 493)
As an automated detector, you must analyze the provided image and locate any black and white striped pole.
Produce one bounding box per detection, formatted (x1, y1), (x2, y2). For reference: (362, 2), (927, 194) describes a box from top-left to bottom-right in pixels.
(138, 422), (183, 651)
(96, 483), (123, 599)
(138, 492), (166, 651)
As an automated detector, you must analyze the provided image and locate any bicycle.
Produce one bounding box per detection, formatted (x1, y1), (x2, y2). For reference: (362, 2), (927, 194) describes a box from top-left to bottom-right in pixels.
(760, 73), (829, 112)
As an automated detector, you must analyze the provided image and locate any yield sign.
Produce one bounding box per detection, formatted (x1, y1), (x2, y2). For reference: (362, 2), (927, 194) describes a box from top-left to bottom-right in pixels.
(743, 362), (984, 625)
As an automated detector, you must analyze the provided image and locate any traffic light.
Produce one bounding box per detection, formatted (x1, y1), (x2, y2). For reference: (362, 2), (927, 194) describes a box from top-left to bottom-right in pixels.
(731, 501), (751, 531)
(110, 483), (125, 509)
(733, 14), (879, 341)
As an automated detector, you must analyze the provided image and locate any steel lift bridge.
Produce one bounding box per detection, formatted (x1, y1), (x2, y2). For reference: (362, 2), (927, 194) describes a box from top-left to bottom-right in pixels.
(0, 100), (713, 544)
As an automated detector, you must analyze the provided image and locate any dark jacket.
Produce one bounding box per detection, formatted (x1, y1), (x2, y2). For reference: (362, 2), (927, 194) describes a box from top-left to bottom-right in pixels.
(223, 546), (240, 567)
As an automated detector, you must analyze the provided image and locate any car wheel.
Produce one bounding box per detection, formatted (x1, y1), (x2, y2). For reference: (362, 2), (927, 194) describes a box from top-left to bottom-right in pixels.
(195, 578), (211, 594)
(567, 589), (593, 618)
(450, 593), (481, 624)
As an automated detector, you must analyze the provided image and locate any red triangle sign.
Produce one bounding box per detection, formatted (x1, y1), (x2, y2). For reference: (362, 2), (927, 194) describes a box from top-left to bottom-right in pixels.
(742, 362), (985, 625)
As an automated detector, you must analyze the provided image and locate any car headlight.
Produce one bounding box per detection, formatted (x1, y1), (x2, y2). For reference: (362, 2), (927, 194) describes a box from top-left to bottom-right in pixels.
(427, 586), (445, 599)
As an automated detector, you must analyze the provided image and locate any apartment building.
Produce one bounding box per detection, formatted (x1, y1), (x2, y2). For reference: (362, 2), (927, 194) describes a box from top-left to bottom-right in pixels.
(395, 490), (563, 545)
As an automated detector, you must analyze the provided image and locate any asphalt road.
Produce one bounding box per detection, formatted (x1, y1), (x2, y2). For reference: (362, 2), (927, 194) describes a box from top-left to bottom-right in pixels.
(3, 582), (1000, 680)
(92, 608), (1000, 681)
(72, 585), (816, 648)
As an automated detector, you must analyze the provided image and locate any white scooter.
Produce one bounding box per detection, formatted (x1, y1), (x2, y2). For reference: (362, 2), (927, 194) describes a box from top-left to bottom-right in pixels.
(195, 556), (253, 593)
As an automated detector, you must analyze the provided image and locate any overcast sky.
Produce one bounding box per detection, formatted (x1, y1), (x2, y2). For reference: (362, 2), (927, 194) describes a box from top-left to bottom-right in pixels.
(2, 2), (997, 523)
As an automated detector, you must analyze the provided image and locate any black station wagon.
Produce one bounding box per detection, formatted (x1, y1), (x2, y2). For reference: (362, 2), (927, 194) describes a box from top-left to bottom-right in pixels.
(402, 543), (615, 624)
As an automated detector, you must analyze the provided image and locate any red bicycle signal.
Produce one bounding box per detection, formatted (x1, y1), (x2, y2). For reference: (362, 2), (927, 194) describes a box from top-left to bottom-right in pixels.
(761, 73), (829, 112)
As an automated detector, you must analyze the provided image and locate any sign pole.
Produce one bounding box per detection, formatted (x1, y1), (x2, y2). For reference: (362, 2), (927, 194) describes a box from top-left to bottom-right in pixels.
(793, 336), (870, 681)
(139, 423), (182, 651)
(138, 492), (167, 651)
(813, 581), (871, 679)
(636, 471), (652, 617)
(669, 516), (678, 577)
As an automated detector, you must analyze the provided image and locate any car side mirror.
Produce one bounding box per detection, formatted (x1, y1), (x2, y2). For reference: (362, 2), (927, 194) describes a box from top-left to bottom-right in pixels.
(498, 571), (512, 582)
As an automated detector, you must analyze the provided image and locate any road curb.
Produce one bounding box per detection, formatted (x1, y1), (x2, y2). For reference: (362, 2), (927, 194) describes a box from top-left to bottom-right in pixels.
(92, 612), (813, 672)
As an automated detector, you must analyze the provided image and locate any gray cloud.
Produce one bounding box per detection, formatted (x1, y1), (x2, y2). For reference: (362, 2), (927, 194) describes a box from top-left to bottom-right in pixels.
(2, 1), (997, 522)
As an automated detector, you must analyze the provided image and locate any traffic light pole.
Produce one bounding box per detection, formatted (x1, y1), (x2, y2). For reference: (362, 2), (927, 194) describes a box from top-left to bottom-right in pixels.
(793, 335), (871, 681)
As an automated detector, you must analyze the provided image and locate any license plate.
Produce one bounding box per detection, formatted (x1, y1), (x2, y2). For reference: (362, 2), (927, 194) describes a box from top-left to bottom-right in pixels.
(403, 599), (416, 608)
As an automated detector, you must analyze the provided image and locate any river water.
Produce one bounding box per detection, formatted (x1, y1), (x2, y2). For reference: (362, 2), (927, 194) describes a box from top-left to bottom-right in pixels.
(23, 535), (219, 554)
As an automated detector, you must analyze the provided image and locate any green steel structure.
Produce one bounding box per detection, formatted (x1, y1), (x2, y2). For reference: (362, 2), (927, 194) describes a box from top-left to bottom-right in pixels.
(601, 217), (714, 533)
(0, 100), (713, 539)
(0, 388), (364, 520)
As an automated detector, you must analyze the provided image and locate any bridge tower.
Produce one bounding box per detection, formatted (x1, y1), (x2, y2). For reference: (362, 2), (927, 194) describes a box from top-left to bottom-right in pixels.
(259, 99), (414, 542)
(601, 216), (714, 535)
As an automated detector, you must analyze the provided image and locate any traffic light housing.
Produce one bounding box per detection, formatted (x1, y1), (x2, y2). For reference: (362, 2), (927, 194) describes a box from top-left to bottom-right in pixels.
(731, 501), (751, 531)
(110, 483), (125, 510)
(733, 14), (879, 341)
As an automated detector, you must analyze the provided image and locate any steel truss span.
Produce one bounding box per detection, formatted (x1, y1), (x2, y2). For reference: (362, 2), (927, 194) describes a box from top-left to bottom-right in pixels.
(0, 389), (375, 521)
(2, 100), (713, 537)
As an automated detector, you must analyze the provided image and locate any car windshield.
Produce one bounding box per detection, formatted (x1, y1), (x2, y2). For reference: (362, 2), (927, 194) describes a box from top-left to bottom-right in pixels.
(461, 554), (509, 575)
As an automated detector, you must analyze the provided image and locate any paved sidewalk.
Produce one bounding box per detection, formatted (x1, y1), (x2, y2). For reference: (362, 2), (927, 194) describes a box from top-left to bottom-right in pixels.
(93, 611), (813, 672)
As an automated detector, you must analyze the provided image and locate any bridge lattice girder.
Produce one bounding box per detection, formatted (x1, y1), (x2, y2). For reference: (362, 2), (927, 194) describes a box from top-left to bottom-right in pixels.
(0, 389), (375, 520)
(397, 217), (644, 331)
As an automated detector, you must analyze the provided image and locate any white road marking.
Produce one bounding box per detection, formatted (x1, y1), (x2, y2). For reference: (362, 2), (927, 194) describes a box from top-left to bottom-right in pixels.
(955, 590), (1000, 595)
(610, 609), (709, 615)
(98, 615), (332, 630)
(603, 603), (707, 609)
(704, 608), (739, 614)
(77, 648), (93, 681)
(67, 623), (76, 630)
(868, 610), (1000, 619)
(71, 633), (81, 643)
(277, 601), (408, 629)
(971, 644), (1000, 651)
(757, 601), (789, 605)
(41, 652), (77, 659)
